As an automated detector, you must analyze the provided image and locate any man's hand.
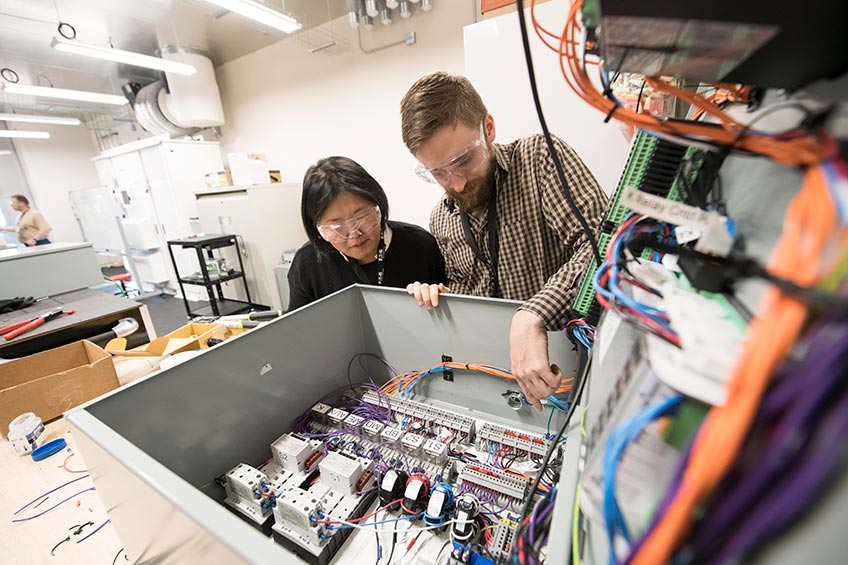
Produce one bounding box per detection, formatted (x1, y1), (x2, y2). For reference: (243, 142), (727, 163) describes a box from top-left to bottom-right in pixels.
(509, 309), (560, 411)
(406, 282), (451, 310)
(26, 239), (36, 246)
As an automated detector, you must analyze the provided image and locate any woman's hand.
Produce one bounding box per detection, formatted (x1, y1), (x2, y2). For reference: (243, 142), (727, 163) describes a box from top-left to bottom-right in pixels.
(406, 282), (451, 310)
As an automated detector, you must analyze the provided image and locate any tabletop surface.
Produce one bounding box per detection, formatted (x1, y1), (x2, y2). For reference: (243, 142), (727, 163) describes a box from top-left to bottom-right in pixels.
(0, 243), (93, 262)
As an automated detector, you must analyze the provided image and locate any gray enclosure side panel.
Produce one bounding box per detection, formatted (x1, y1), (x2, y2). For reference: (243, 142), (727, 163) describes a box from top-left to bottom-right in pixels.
(359, 286), (579, 430)
(86, 288), (370, 488)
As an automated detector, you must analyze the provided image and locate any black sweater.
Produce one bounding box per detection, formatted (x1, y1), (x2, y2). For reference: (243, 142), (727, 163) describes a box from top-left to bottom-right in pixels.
(287, 221), (446, 311)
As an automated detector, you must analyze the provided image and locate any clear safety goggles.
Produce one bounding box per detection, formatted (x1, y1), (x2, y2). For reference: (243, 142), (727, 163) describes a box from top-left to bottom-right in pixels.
(317, 205), (381, 243)
(415, 124), (489, 186)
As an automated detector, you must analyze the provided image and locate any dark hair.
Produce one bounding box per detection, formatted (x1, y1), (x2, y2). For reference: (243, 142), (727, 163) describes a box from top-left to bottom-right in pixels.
(10, 194), (29, 206)
(400, 71), (488, 154)
(301, 156), (390, 253)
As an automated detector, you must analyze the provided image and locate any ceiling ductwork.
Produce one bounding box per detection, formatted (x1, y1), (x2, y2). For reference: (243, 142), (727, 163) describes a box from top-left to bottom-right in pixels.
(130, 52), (225, 136)
(346, 0), (432, 27)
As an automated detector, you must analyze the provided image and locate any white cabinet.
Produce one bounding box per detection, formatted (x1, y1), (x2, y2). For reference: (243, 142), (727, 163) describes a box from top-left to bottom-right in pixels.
(93, 139), (224, 297)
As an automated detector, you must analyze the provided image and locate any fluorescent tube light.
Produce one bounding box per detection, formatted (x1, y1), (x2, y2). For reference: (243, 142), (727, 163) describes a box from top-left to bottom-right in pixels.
(1, 83), (127, 106)
(93, 134), (169, 160)
(51, 38), (197, 76)
(198, 0), (302, 33)
(0, 150), (12, 155)
(0, 130), (50, 139)
(0, 112), (81, 126)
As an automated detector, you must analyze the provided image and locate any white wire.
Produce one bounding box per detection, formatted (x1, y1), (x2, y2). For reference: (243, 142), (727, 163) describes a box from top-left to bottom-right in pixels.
(329, 517), (456, 534)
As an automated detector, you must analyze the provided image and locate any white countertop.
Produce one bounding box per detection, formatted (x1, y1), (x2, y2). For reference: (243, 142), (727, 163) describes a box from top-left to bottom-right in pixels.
(0, 242), (94, 262)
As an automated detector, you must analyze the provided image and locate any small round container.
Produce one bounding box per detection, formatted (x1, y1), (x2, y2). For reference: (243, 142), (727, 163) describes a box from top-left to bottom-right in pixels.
(8, 412), (45, 456)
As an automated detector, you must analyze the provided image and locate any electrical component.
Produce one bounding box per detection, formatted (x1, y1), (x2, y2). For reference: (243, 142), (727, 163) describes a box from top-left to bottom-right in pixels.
(422, 438), (448, 464)
(327, 408), (350, 426)
(459, 465), (528, 501)
(450, 493), (480, 544)
(311, 402), (332, 423)
(478, 423), (550, 459)
(362, 419), (385, 436)
(379, 469), (409, 511)
(343, 414), (365, 429)
(490, 518), (519, 561)
(381, 425), (403, 443)
(318, 452), (371, 496)
(362, 392), (475, 439)
(273, 487), (327, 545)
(424, 483), (454, 527)
(403, 473), (431, 514)
(401, 432), (425, 454)
(271, 433), (323, 473)
(223, 463), (274, 530)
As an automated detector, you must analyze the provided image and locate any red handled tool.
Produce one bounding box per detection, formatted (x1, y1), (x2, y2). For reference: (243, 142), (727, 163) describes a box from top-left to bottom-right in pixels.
(1, 307), (75, 341)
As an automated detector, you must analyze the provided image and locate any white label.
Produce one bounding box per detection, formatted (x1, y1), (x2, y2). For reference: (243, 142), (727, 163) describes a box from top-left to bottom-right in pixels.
(622, 188), (711, 228)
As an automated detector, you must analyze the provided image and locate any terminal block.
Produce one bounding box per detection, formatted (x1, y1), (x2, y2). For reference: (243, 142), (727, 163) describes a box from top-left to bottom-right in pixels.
(311, 403), (332, 423)
(271, 433), (324, 473)
(327, 408), (350, 426)
(273, 487), (328, 545)
(490, 518), (519, 561)
(381, 425), (403, 443)
(343, 414), (365, 429)
(362, 392), (475, 440)
(401, 432), (425, 455)
(223, 463), (275, 532)
(422, 438), (448, 464)
(460, 464), (528, 501)
(478, 423), (550, 458)
(362, 419), (385, 437)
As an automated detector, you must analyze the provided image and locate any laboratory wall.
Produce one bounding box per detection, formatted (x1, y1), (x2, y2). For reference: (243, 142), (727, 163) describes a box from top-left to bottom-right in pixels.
(215, 1), (476, 229)
(12, 122), (101, 242)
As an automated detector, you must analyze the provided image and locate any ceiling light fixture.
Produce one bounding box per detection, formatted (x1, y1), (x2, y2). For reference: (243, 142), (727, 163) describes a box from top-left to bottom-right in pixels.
(198, 0), (302, 33)
(0, 112), (81, 126)
(1, 83), (127, 106)
(51, 38), (197, 76)
(0, 150), (12, 155)
(0, 130), (50, 139)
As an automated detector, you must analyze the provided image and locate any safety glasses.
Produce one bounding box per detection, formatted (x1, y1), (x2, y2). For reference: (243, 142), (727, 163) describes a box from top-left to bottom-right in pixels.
(317, 205), (381, 243)
(415, 124), (489, 185)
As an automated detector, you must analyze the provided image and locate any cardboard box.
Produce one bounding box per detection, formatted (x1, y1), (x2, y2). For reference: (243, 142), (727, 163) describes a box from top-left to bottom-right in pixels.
(106, 322), (225, 358)
(0, 341), (119, 435)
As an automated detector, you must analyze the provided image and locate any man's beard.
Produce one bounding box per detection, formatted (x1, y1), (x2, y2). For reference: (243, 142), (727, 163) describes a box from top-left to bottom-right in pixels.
(445, 158), (496, 212)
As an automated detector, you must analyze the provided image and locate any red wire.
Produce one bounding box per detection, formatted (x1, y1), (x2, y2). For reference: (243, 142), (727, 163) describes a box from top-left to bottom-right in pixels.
(58, 452), (87, 474)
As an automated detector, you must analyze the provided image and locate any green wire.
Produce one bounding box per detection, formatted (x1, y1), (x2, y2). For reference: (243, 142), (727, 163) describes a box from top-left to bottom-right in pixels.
(572, 482), (582, 565)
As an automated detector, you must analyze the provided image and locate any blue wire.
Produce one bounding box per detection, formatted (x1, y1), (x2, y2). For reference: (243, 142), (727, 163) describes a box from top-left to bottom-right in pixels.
(601, 394), (683, 564)
(325, 513), (422, 530)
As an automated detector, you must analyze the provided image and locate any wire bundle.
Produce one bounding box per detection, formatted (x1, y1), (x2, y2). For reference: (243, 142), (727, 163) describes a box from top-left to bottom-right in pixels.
(566, 319), (595, 349)
(624, 164), (843, 563)
(380, 362), (574, 398)
(516, 485), (559, 565)
(529, 0), (829, 166)
(592, 214), (680, 345)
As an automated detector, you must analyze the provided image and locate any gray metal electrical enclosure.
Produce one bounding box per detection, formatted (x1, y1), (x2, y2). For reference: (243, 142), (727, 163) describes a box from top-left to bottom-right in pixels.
(65, 285), (582, 564)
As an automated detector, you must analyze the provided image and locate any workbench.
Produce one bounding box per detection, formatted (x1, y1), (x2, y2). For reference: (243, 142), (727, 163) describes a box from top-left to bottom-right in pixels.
(0, 289), (156, 359)
(0, 243), (103, 299)
(0, 418), (127, 565)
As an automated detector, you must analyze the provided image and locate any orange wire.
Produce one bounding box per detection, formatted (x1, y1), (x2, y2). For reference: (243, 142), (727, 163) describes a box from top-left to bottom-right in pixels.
(629, 166), (837, 564)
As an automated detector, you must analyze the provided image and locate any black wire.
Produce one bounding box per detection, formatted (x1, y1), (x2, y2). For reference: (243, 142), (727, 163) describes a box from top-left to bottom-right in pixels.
(386, 520), (398, 565)
(635, 79), (646, 113)
(374, 510), (381, 565)
(112, 548), (125, 565)
(514, 0), (602, 266)
(514, 343), (591, 562)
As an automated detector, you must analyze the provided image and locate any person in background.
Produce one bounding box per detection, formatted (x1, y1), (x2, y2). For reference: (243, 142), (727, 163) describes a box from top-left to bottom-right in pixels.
(0, 194), (52, 246)
(287, 156), (445, 311)
(400, 71), (608, 411)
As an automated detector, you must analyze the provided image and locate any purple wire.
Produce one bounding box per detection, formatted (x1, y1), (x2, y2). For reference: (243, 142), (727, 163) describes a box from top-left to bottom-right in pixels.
(13, 475), (91, 515)
(688, 324), (848, 548)
(713, 388), (848, 563)
(77, 518), (111, 543)
(12, 487), (97, 522)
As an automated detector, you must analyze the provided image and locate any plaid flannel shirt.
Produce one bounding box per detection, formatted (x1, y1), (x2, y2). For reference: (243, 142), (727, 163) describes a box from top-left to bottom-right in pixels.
(430, 134), (608, 330)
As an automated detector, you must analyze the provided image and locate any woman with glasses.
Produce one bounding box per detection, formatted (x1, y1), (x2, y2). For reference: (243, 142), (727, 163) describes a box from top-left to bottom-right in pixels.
(287, 156), (446, 311)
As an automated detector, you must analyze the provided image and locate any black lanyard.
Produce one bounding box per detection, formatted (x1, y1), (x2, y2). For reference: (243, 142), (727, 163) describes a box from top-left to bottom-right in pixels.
(459, 184), (500, 298)
(347, 230), (386, 285)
